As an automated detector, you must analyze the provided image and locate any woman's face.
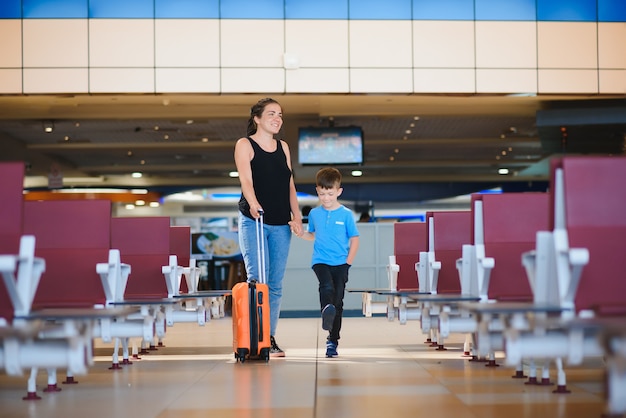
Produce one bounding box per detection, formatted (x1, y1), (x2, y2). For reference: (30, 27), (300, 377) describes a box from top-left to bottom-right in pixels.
(255, 103), (283, 135)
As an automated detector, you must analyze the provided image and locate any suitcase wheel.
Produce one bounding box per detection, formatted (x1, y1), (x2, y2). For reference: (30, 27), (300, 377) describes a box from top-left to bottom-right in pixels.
(236, 348), (249, 363)
(260, 348), (270, 362)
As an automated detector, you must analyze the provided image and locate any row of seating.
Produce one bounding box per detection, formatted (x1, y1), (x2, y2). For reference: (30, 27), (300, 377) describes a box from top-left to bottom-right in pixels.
(462, 156), (626, 417)
(351, 156), (626, 417)
(0, 161), (230, 400)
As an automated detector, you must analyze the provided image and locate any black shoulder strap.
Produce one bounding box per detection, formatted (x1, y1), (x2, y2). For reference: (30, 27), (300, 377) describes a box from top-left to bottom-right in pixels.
(246, 136), (259, 152)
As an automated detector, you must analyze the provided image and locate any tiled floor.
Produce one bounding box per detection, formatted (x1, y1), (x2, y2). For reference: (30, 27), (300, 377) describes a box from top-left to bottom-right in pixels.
(0, 316), (609, 418)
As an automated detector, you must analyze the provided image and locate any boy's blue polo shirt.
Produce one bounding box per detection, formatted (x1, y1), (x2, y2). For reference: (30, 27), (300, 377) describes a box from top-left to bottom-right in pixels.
(308, 205), (359, 266)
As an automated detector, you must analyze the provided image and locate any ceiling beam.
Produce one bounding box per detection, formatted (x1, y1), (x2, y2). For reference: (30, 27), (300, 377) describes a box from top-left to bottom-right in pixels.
(27, 136), (541, 151)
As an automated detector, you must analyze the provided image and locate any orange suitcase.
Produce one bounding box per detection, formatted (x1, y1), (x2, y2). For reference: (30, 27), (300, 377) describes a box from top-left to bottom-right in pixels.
(232, 280), (270, 362)
(232, 212), (271, 362)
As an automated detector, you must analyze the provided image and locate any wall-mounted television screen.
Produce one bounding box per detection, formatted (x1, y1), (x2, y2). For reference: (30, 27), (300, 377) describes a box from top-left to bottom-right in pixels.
(298, 126), (364, 165)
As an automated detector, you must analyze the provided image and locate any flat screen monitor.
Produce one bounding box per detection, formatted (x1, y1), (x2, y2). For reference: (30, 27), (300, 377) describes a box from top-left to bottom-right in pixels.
(298, 126), (363, 165)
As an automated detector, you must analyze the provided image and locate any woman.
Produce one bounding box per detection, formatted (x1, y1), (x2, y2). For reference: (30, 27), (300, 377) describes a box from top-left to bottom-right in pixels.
(234, 97), (303, 357)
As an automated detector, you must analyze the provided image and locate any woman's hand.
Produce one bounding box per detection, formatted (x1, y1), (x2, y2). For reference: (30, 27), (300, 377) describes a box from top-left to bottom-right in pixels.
(250, 205), (263, 219)
(289, 220), (303, 237)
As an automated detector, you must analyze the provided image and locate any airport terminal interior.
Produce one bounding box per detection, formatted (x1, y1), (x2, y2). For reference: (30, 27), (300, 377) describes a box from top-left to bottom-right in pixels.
(1, 1), (625, 417)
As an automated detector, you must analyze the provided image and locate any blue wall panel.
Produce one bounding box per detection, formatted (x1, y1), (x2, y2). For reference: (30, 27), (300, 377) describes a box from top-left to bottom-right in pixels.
(599, 0), (626, 21)
(475, 0), (536, 20)
(23, 0), (87, 18)
(220, 0), (284, 19)
(155, 0), (219, 18)
(5, 0), (626, 23)
(413, 0), (474, 20)
(0, 0), (20, 18)
(89, 0), (154, 18)
(537, 0), (597, 21)
(349, 0), (412, 20)
(285, 0), (348, 19)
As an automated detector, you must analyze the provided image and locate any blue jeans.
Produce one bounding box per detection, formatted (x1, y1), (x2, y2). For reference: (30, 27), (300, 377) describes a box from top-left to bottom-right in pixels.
(238, 212), (291, 337)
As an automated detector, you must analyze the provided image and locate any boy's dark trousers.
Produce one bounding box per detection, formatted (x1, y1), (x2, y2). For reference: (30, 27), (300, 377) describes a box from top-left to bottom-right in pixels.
(313, 263), (350, 342)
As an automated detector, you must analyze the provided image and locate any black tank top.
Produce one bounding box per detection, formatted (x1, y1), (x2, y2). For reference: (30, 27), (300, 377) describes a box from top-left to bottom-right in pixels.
(238, 137), (292, 225)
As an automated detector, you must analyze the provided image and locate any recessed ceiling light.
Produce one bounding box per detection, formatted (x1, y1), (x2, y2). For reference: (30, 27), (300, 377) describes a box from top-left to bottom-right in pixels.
(498, 168), (509, 175)
(131, 172), (143, 178)
(351, 170), (363, 177)
(229, 171), (239, 178)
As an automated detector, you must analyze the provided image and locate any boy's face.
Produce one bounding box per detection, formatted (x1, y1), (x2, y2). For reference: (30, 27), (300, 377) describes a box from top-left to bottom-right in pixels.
(316, 185), (343, 210)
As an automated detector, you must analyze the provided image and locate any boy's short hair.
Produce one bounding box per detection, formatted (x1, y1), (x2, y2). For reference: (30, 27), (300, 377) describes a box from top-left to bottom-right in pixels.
(316, 167), (342, 189)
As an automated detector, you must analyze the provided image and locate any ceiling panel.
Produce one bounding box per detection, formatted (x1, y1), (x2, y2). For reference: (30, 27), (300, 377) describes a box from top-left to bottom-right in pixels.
(0, 93), (623, 202)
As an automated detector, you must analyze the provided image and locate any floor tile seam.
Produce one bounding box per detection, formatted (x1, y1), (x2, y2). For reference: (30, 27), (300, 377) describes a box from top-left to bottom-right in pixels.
(312, 317), (323, 418)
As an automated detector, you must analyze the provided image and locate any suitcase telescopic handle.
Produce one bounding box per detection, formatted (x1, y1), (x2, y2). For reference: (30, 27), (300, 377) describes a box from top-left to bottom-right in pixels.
(255, 209), (266, 284)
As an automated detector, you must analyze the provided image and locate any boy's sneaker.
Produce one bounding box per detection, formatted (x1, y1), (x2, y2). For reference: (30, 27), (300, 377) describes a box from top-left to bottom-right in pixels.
(270, 335), (285, 358)
(326, 339), (338, 358)
(321, 304), (336, 331)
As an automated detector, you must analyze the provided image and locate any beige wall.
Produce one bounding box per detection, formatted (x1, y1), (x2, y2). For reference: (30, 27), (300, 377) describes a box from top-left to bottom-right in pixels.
(0, 19), (624, 95)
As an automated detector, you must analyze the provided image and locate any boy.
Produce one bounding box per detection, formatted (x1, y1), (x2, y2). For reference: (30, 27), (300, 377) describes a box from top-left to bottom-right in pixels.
(293, 167), (360, 357)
